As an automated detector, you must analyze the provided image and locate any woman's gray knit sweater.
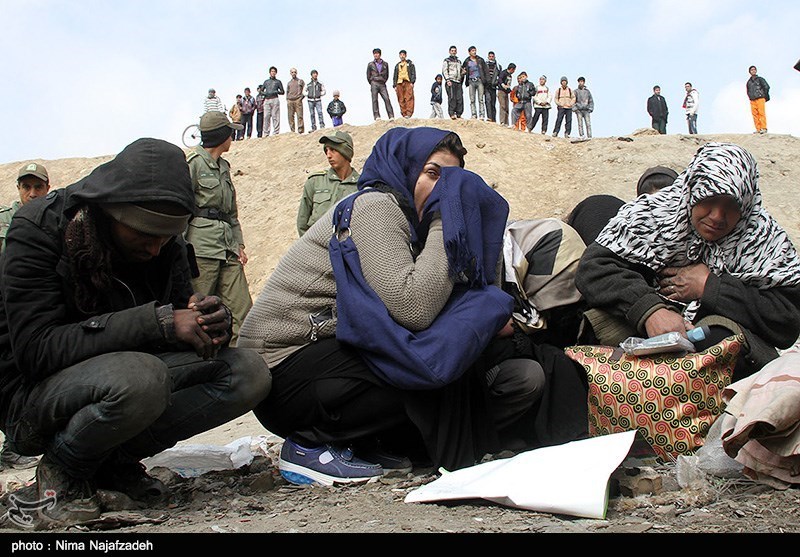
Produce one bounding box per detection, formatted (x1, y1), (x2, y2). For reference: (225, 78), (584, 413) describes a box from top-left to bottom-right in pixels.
(238, 191), (454, 367)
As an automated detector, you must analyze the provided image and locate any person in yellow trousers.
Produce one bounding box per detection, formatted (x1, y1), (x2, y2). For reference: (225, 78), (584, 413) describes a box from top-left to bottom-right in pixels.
(185, 111), (253, 344)
(746, 65), (770, 135)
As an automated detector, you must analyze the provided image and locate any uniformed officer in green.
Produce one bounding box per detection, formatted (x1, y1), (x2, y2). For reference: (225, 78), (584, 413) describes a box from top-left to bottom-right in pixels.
(1, 162), (51, 254)
(296, 130), (360, 236)
(185, 111), (252, 344)
(0, 162), (50, 470)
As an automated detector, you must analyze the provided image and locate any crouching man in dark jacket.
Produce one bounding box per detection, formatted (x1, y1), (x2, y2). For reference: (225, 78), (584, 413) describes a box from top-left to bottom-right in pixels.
(0, 138), (271, 528)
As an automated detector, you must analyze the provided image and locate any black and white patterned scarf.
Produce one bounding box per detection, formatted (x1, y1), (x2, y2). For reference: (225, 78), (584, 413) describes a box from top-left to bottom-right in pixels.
(596, 142), (800, 290)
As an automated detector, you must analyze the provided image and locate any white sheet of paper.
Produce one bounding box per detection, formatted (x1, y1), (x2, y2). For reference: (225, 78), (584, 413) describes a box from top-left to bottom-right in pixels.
(404, 430), (638, 519)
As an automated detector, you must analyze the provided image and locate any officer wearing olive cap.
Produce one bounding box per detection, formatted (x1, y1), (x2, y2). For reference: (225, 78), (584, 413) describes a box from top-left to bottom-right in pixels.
(185, 111), (252, 344)
(0, 162), (51, 254)
(296, 130), (360, 236)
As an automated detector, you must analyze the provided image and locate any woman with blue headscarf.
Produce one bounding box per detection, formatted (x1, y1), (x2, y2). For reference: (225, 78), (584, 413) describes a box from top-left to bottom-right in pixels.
(239, 127), (546, 485)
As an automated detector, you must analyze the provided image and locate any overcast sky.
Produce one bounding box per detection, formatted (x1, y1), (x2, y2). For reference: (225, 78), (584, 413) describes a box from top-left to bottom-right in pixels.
(2, 0), (798, 164)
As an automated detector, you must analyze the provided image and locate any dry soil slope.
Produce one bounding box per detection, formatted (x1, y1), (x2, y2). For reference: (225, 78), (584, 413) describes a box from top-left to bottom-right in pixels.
(2, 121), (798, 298)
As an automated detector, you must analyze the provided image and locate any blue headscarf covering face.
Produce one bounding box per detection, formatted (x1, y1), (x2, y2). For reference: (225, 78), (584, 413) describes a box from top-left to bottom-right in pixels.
(328, 128), (515, 399)
(357, 127), (451, 212)
(355, 127), (509, 287)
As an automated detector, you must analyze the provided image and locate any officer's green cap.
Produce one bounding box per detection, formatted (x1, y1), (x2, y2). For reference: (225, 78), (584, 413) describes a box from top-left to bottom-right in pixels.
(319, 130), (354, 161)
(17, 162), (49, 183)
(200, 111), (243, 132)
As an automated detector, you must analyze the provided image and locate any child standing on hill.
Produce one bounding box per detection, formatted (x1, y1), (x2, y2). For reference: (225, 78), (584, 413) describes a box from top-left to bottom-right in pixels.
(327, 91), (347, 127)
(531, 75), (551, 135)
(430, 75), (444, 118)
(510, 72), (535, 132)
(230, 95), (244, 140)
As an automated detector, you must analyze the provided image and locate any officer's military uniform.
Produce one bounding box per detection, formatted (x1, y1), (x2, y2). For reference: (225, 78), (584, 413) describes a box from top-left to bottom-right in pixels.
(296, 167), (360, 236)
(185, 145), (252, 343)
(0, 201), (21, 254)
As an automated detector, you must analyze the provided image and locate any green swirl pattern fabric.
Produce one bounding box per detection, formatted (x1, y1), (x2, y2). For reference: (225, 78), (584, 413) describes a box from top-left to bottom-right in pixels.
(565, 335), (743, 460)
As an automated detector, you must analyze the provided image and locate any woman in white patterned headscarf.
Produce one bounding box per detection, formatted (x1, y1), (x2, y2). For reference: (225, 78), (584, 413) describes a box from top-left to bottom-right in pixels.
(576, 142), (800, 379)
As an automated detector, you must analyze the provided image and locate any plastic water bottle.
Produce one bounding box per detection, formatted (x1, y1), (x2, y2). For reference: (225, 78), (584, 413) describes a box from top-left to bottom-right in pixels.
(621, 325), (708, 356)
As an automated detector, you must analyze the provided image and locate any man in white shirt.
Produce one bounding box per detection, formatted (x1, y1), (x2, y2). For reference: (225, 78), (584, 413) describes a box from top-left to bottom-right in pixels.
(683, 82), (700, 134)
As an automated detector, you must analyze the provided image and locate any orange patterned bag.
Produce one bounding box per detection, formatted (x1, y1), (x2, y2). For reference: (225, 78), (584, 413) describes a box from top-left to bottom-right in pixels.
(565, 335), (744, 460)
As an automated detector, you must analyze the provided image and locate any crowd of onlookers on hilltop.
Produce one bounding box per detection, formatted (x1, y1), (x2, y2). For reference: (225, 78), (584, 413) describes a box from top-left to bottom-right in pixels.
(202, 47), (776, 142)
(204, 66), (347, 138)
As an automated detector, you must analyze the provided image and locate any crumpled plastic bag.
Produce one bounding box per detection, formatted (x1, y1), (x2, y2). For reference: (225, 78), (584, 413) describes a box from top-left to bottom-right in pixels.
(142, 435), (273, 478)
(696, 416), (745, 478)
(676, 418), (744, 488)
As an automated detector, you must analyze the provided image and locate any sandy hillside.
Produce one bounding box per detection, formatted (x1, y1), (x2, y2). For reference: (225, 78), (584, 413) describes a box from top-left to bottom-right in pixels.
(1, 123), (800, 534)
(3, 120), (799, 300)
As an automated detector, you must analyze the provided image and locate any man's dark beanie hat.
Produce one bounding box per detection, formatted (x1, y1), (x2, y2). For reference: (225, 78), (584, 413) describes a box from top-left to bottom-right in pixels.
(201, 127), (231, 148)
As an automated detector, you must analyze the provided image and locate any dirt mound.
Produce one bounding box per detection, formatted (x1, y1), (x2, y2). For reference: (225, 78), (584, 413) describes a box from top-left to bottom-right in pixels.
(3, 121), (798, 297)
(2, 123), (799, 534)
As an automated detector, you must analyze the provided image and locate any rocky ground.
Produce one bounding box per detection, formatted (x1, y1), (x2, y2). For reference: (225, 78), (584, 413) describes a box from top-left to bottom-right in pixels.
(3, 424), (800, 535)
(0, 121), (798, 536)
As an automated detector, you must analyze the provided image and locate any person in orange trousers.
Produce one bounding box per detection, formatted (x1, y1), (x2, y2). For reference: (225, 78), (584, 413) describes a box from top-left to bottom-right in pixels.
(746, 65), (770, 134)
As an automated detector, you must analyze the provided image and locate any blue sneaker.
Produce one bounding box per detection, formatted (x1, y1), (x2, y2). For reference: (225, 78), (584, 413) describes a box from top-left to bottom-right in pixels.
(279, 438), (383, 486)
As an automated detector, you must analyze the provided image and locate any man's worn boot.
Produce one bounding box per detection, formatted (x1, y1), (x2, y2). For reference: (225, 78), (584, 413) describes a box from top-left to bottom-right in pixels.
(34, 455), (102, 528)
